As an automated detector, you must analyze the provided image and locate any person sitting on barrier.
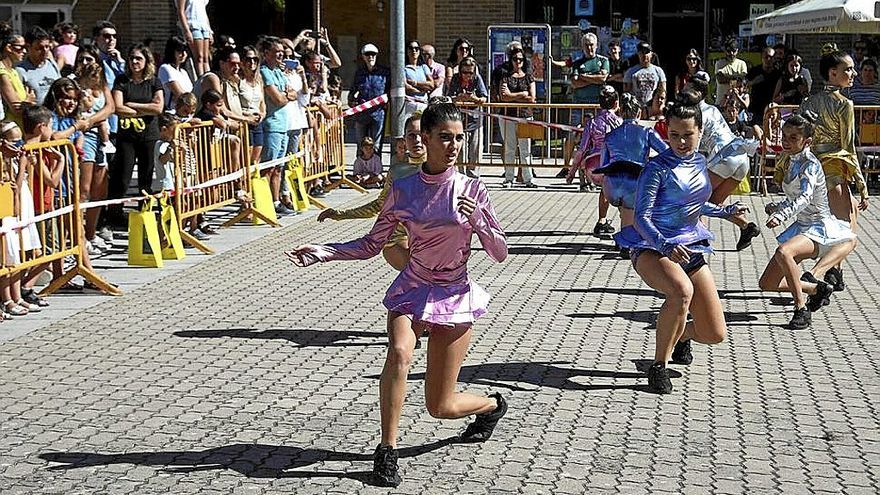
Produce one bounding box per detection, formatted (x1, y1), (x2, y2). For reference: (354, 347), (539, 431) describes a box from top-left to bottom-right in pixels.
(758, 112), (855, 330)
(289, 100), (508, 487)
(349, 136), (384, 188)
(317, 112), (426, 271)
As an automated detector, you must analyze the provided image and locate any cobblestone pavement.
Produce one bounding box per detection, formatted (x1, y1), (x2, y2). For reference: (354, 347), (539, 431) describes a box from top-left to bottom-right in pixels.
(1, 180), (879, 494)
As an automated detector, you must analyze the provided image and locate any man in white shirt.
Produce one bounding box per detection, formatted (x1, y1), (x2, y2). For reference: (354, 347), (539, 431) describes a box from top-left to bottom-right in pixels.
(715, 39), (748, 105)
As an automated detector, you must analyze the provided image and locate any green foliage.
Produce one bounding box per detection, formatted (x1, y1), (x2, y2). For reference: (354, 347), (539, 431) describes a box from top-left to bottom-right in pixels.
(266, 0), (284, 11)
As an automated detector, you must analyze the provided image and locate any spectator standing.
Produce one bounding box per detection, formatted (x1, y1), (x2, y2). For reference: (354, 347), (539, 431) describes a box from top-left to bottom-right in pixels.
(108, 44), (163, 223)
(73, 44), (116, 249)
(177, 0), (213, 76)
(714, 39), (748, 105)
(16, 26), (61, 105)
(606, 40), (629, 94)
(498, 47), (536, 188)
(846, 58), (880, 105)
(421, 44), (445, 97)
(158, 36), (193, 111)
(403, 40), (434, 123)
(282, 59), (310, 212)
(349, 43), (389, 158)
(773, 53), (810, 105)
(292, 27), (341, 70)
(239, 45), (266, 165)
(93, 21), (125, 135)
(446, 56), (488, 178)
(52, 22), (79, 76)
(852, 39), (868, 72)
(746, 46), (780, 127)
(0, 34), (33, 127)
(624, 41), (666, 111)
(194, 47), (247, 126)
(564, 33), (608, 170)
(258, 37), (292, 215)
(445, 38), (474, 83)
(675, 48), (704, 93)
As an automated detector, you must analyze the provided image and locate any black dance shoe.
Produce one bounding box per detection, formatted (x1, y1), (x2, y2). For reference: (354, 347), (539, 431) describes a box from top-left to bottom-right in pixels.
(670, 339), (693, 365)
(824, 267), (846, 292)
(647, 362), (673, 394)
(372, 444), (402, 487)
(788, 306), (812, 330)
(806, 281), (833, 312)
(459, 392), (507, 443)
(736, 222), (761, 251)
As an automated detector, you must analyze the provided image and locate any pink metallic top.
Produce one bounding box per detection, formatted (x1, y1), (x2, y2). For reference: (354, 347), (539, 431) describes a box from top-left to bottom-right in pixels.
(310, 165), (507, 326)
(578, 108), (622, 154)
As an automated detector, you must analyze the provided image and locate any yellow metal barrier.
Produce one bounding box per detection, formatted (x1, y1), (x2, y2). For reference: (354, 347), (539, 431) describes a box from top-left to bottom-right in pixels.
(172, 121), (276, 254)
(0, 139), (118, 295)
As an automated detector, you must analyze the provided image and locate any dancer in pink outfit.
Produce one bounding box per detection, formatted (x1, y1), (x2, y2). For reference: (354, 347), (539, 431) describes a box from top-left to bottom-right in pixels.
(287, 99), (508, 487)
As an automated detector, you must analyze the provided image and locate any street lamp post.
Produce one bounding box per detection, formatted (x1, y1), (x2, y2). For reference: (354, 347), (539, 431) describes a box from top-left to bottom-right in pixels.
(389, 0), (405, 137)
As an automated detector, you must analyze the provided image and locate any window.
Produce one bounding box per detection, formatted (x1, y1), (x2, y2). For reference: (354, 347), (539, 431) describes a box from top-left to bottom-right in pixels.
(0, 4), (72, 34)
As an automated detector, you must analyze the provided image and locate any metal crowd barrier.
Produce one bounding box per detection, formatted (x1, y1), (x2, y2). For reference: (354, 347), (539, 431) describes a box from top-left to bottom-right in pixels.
(0, 139), (118, 295)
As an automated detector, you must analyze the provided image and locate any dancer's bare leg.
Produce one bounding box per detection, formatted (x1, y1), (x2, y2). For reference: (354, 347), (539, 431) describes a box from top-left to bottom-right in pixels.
(758, 235), (821, 306)
(619, 207), (634, 229)
(709, 173), (749, 228)
(678, 266), (727, 344)
(424, 324), (496, 418)
(809, 240), (856, 280)
(825, 183), (857, 275)
(635, 251), (693, 364)
(379, 312), (420, 448)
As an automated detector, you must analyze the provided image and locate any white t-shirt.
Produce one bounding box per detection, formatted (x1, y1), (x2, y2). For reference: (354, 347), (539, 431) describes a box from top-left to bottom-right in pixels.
(158, 64), (194, 110)
(285, 71), (310, 131)
(714, 57), (748, 105)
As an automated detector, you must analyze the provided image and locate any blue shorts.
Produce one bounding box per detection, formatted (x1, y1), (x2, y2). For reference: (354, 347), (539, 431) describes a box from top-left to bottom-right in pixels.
(250, 122), (265, 147)
(190, 27), (211, 40)
(81, 131), (106, 166)
(262, 131), (289, 169)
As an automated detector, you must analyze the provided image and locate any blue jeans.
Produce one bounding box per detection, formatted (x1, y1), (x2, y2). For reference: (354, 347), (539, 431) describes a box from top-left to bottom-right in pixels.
(354, 114), (384, 157)
(280, 129), (303, 197)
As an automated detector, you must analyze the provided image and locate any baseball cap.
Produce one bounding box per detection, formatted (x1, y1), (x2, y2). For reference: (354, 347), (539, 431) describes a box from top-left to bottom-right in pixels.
(637, 41), (652, 53)
(692, 71), (710, 84)
(361, 43), (379, 55)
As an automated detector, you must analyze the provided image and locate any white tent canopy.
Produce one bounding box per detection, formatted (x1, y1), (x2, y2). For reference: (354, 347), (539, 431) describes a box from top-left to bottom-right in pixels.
(753, 0), (880, 34)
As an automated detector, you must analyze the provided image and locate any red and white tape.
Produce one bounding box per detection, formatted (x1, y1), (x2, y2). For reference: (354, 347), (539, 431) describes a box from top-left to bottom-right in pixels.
(340, 94), (389, 119)
(402, 96), (585, 134)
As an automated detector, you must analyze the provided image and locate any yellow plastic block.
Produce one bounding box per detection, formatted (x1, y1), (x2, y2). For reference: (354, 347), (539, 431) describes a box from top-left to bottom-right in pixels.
(291, 165), (310, 212)
(127, 198), (164, 267)
(159, 195), (186, 260)
(251, 175), (278, 225)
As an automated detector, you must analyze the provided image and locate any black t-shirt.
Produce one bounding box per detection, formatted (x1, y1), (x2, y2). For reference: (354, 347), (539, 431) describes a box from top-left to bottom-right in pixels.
(195, 108), (217, 121)
(113, 74), (163, 141)
(746, 65), (780, 125)
(608, 57), (630, 94)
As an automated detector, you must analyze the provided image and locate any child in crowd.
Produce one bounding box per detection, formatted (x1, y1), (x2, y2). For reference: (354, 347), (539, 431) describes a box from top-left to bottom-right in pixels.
(154, 112), (179, 192)
(175, 92), (200, 123)
(81, 90), (115, 158)
(327, 73), (342, 103)
(391, 136), (407, 166)
(758, 112), (855, 329)
(350, 136), (383, 187)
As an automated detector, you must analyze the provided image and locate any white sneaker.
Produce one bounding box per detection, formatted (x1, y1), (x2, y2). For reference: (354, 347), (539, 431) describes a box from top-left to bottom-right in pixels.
(101, 141), (117, 154)
(97, 226), (114, 242)
(90, 237), (110, 250)
(501, 181), (513, 189)
(86, 241), (102, 257)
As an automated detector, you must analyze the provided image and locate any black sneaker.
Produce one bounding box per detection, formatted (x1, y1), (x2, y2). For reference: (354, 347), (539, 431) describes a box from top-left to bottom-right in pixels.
(555, 168), (569, 178)
(789, 306), (812, 330)
(647, 362), (673, 394)
(599, 221), (615, 234)
(670, 339), (693, 365)
(459, 392), (507, 443)
(736, 222), (761, 251)
(806, 281), (833, 312)
(824, 267), (846, 291)
(21, 289), (49, 307)
(619, 247), (630, 259)
(800, 271), (819, 284)
(372, 444), (402, 487)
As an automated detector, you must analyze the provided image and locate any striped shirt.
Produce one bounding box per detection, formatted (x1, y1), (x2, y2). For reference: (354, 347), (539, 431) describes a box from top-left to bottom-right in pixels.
(846, 83), (880, 105)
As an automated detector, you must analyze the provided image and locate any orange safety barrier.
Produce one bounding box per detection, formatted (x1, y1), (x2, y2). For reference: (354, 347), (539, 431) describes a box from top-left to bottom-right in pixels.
(171, 120), (276, 254)
(0, 139), (118, 295)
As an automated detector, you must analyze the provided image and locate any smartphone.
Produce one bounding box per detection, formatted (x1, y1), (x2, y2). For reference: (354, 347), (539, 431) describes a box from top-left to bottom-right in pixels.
(283, 58), (300, 71)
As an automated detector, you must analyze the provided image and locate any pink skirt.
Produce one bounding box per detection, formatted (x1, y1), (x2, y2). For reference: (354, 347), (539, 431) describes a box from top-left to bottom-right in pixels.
(567, 152), (603, 186)
(383, 271), (490, 327)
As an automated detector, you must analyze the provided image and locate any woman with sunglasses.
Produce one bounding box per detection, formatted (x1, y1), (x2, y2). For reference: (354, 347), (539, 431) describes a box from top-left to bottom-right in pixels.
(674, 48), (703, 94)
(404, 39), (435, 123)
(498, 47), (537, 188)
(107, 44), (163, 225)
(73, 44), (116, 252)
(239, 45), (266, 166)
(445, 38), (474, 85)
(0, 34), (35, 127)
(288, 99), (508, 487)
(447, 56), (488, 178)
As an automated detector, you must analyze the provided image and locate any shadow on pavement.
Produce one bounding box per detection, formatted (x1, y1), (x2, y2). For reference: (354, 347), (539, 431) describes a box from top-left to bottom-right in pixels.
(489, 242), (617, 256)
(505, 230), (586, 237)
(366, 361), (667, 393)
(565, 309), (766, 327)
(172, 328), (387, 347)
(40, 437), (458, 485)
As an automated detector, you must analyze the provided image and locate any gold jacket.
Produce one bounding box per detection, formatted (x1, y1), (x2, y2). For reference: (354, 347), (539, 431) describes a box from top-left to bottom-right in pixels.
(798, 86), (868, 199)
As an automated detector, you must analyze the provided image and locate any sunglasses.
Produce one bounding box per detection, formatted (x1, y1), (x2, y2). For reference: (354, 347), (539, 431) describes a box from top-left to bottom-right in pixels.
(409, 46), (421, 50)
(459, 46), (470, 51)
(10, 44), (25, 52)
(686, 57), (699, 61)
(512, 57), (524, 62)
(461, 70), (475, 75)
(130, 55), (145, 61)
(101, 33), (117, 39)
(244, 56), (259, 62)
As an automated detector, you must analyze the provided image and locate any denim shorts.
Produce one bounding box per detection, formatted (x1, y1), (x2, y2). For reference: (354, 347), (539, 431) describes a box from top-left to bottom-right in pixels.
(250, 122), (265, 147)
(190, 27), (211, 40)
(81, 131), (106, 166)
(262, 131), (289, 169)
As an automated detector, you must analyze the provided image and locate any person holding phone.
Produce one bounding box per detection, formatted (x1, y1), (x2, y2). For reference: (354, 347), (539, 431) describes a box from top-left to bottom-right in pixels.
(292, 27), (341, 69)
